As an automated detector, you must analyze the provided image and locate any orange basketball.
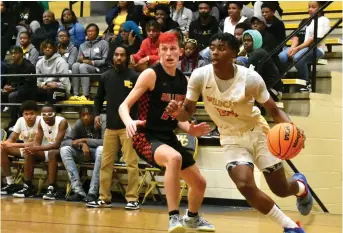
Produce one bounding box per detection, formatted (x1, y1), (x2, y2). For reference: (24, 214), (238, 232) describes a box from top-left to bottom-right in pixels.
(267, 123), (305, 160)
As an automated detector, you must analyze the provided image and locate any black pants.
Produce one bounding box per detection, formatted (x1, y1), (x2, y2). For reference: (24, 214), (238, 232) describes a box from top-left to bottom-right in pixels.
(37, 87), (67, 104)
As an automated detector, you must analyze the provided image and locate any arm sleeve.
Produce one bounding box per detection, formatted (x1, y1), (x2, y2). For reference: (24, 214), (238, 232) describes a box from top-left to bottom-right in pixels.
(60, 120), (80, 147)
(94, 75), (105, 116)
(250, 71), (270, 104)
(317, 17), (331, 38)
(13, 118), (22, 134)
(132, 39), (148, 63)
(74, 23), (86, 47)
(186, 68), (203, 102)
(86, 116), (106, 147)
(186, 9), (193, 32)
(29, 48), (39, 66)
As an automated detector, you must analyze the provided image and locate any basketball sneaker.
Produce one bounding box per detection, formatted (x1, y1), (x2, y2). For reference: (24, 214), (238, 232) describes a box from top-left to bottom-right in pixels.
(183, 209), (215, 232)
(125, 201), (140, 210)
(168, 214), (185, 233)
(13, 183), (35, 198)
(292, 173), (313, 216)
(43, 186), (58, 200)
(284, 222), (306, 233)
(1, 183), (22, 195)
(84, 193), (98, 203)
(86, 199), (112, 208)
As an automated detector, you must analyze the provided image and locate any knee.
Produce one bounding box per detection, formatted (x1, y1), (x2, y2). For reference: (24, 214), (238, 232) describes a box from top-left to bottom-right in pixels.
(167, 153), (182, 167)
(72, 62), (81, 73)
(48, 150), (59, 161)
(8, 92), (17, 102)
(235, 181), (256, 196)
(195, 176), (206, 192)
(95, 146), (103, 159)
(60, 146), (72, 158)
(79, 63), (90, 73)
(23, 152), (34, 161)
(270, 185), (289, 198)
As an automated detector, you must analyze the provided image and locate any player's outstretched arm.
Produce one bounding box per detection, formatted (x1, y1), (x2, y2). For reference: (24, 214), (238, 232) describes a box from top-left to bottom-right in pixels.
(119, 68), (156, 138)
(178, 121), (211, 137)
(262, 97), (291, 124)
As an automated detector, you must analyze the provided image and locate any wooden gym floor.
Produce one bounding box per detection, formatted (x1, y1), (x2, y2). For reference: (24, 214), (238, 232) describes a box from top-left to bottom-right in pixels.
(1, 197), (341, 233)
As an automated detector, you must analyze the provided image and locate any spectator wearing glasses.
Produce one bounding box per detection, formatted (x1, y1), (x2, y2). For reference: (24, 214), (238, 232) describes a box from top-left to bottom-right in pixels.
(59, 8), (85, 48)
(57, 30), (78, 72)
(177, 38), (206, 73)
(60, 106), (106, 202)
(13, 103), (69, 199)
(170, 1), (193, 37)
(223, 2), (249, 35)
(18, 31), (39, 66)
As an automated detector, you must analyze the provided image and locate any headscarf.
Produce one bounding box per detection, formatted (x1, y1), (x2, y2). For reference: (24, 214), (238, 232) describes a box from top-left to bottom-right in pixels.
(243, 29), (263, 51)
(122, 21), (142, 40)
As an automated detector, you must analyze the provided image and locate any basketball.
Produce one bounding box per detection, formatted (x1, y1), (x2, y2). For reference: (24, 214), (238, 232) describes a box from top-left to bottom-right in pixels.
(267, 123), (305, 160)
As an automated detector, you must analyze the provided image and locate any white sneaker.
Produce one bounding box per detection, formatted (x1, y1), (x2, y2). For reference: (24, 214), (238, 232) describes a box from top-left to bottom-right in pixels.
(86, 199), (112, 208)
(125, 201), (139, 210)
(183, 209), (215, 232)
(168, 214), (185, 233)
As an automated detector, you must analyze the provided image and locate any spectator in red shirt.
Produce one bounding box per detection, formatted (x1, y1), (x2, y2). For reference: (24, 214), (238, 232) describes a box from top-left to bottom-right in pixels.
(131, 20), (161, 72)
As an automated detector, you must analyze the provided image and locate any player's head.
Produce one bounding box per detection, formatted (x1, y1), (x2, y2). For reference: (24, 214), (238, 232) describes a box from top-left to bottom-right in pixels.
(41, 103), (56, 126)
(79, 105), (94, 127)
(209, 32), (240, 66)
(20, 101), (39, 126)
(243, 30), (263, 53)
(145, 20), (161, 42)
(113, 46), (129, 70)
(158, 32), (181, 68)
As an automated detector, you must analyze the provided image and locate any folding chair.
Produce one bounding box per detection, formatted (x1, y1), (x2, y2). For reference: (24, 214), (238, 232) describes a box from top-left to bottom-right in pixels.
(1, 128), (7, 141)
(141, 133), (198, 204)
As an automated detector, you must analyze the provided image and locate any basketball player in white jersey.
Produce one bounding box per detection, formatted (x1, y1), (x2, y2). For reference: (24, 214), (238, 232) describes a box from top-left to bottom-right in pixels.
(13, 103), (69, 199)
(166, 33), (312, 233)
(1, 101), (41, 195)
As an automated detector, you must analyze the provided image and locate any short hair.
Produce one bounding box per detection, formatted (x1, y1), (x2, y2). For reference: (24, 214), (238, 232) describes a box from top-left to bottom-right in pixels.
(155, 4), (170, 15)
(40, 39), (57, 54)
(113, 46), (130, 66)
(85, 23), (100, 35)
(79, 105), (94, 115)
(42, 102), (56, 112)
(261, 2), (277, 11)
(167, 29), (184, 47)
(145, 20), (161, 32)
(19, 31), (32, 39)
(58, 29), (71, 37)
(61, 8), (78, 25)
(227, 1), (244, 10)
(20, 101), (39, 112)
(209, 32), (240, 54)
(235, 22), (251, 31)
(197, 2), (213, 9)
(10, 46), (24, 54)
(159, 32), (179, 46)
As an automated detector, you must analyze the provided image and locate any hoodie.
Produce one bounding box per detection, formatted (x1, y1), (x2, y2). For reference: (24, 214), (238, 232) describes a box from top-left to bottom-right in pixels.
(22, 44), (39, 66)
(78, 37), (109, 67)
(243, 30), (263, 51)
(58, 43), (78, 70)
(36, 53), (71, 93)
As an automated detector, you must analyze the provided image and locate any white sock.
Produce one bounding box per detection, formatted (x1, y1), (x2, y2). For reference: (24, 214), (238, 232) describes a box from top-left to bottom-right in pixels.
(266, 204), (298, 228)
(296, 181), (306, 196)
(6, 176), (14, 185)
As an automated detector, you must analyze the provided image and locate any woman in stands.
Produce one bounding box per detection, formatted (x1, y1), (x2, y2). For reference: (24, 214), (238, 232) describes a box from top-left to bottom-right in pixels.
(59, 8), (85, 48)
(223, 2), (249, 35)
(278, 1), (330, 92)
(57, 30), (78, 72)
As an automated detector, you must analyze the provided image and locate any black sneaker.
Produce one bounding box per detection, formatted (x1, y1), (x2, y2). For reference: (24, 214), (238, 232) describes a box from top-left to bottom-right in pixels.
(125, 201), (139, 210)
(13, 184), (35, 198)
(0, 184), (22, 195)
(86, 199), (112, 208)
(65, 193), (86, 202)
(300, 82), (312, 92)
(42, 186), (58, 200)
(84, 193), (97, 203)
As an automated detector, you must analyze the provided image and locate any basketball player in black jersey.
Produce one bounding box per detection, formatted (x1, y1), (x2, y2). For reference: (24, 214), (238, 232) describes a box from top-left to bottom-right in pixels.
(119, 32), (215, 233)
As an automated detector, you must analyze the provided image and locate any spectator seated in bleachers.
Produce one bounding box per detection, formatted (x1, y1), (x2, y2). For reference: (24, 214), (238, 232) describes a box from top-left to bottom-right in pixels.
(71, 23), (109, 101)
(278, 1), (330, 92)
(177, 38), (206, 73)
(234, 22), (251, 57)
(0, 101), (41, 196)
(250, 16), (277, 53)
(13, 103), (69, 199)
(140, 1), (157, 38)
(1, 1), (17, 60)
(131, 20), (161, 72)
(170, 1), (193, 37)
(261, 2), (286, 48)
(60, 106), (106, 202)
(104, 1), (140, 41)
(107, 21), (143, 66)
(36, 39), (70, 104)
(31, 11), (60, 56)
(2, 46), (37, 129)
(154, 4), (179, 33)
(19, 31), (39, 66)
(222, 2), (249, 35)
(189, 2), (220, 51)
(58, 8), (85, 48)
(57, 30), (78, 72)
(192, 1), (220, 21)
(242, 30), (283, 101)
(254, 1), (283, 20)
(13, 1), (43, 46)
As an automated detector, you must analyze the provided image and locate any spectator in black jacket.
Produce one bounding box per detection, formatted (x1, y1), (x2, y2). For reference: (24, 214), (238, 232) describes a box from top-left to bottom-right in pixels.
(2, 46), (37, 128)
(189, 2), (220, 51)
(154, 4), (180, 33)
(1, 1), (17, 60)
(251, 16), (277, 53)
(261, 2), (286, 47)
(31, 11), (60, 55)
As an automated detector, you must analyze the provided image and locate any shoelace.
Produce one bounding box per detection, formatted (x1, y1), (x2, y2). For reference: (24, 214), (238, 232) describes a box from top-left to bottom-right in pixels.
(195, 216), (211, 226)
(170, 215), (181, 225)
(18, 187), (28, 193)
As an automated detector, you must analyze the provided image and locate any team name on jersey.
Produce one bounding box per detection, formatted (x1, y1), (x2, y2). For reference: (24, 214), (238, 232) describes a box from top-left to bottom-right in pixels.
(206, 96), (239, 117)
(161, 93), (186, 102)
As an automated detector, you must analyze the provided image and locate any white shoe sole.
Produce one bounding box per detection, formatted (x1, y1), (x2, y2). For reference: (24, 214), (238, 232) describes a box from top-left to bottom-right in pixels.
(43, 196), (56, 200)
(86, 203), (112, 208)
(168, 225), (185, 233)
(13, 193), (32, 198)
(125, 206), (140, 210)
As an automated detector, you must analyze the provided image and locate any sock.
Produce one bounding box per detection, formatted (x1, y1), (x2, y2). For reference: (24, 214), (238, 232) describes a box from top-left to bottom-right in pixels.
(266, 204), (298, 228)
(169, 210), (180, 218)
(296, 181), (307, 197)
(25, 180), (32, 186)
(6, 176), (14, 185)
(187, 211), (198, 217)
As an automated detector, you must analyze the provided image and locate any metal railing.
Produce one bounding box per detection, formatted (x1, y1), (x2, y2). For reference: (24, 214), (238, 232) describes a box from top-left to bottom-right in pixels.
(69, 1), (84, 17)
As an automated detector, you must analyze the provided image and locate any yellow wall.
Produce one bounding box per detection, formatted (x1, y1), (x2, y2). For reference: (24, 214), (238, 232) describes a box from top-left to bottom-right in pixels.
(49, 1), (91, 18)
(197, 71), (342, 214)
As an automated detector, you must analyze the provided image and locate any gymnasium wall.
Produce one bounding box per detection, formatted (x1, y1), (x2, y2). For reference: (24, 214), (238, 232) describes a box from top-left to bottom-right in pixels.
(196, 71), (342, 215)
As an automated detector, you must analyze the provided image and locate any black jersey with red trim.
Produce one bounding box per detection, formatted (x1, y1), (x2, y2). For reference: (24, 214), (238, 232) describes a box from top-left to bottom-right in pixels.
(137, 63), (187, 132)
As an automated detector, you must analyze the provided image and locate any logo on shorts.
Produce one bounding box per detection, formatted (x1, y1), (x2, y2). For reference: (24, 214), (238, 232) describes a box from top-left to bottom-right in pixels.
(284, 126), (290, 141)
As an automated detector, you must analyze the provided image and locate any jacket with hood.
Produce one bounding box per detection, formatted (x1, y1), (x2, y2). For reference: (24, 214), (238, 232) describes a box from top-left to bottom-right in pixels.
(189, 16), (219, 51)
(58, 22), (86, 48)
(23, 44), (39, 66)
(78, 37), (109, 67)
(6, 59), (36, 89)
(58, 43), (78, 70)
(36, 53), (71, 92)
(32, 21), (60, 55)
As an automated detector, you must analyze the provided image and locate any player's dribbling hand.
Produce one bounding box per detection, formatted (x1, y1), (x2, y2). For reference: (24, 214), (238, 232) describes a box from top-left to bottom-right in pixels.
(166, 100), (183, 118)
(188, 121), (211, 137)
(126, 120), (147, 138)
